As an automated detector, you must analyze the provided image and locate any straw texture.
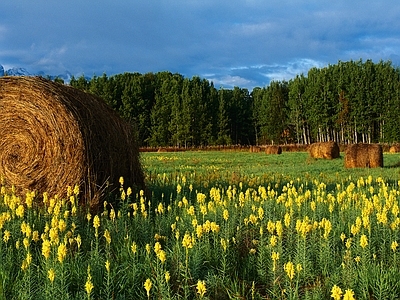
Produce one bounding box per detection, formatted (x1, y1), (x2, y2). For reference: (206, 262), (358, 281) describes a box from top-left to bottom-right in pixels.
(265, 145), (282, 155)
(308, 141), (340, 159)
(0, 76), (145, 210)
(344, 143), (383, 168)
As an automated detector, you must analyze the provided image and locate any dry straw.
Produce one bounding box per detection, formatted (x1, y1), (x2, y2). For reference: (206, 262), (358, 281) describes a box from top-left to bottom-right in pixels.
(344, 143), (383, 168)
(308, 141), (340, 159)
(265, 145), (282, 155)
(249, 146), (261, 153)
(0, 76), (145, 210)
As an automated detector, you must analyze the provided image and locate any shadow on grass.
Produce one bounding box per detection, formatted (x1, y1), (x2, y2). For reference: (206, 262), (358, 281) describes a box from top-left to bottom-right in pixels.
(384, 161), (400, 168)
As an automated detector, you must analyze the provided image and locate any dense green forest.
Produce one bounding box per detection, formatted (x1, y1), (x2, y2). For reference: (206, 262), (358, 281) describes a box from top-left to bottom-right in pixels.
(68, 59), (400, 147)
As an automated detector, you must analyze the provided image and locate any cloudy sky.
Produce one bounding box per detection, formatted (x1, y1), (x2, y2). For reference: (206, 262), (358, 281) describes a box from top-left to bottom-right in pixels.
(1, 1), (399, 89)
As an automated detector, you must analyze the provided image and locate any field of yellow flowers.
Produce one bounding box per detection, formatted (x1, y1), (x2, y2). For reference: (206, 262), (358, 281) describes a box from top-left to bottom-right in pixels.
(1, 151), (400, 299)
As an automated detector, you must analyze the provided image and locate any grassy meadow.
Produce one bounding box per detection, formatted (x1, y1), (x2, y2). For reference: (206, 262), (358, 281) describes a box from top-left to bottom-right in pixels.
(2, 150), (400, 299)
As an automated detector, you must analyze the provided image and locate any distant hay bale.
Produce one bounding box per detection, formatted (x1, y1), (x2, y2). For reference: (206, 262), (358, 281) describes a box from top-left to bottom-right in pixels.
(249, 146), (261, 153)
(265, 145), (282, 155)
(389, 144), (400, 153)
(308, 141), (340, 159)
(0, 76), (145, 210)
(344, 143), (383, 168)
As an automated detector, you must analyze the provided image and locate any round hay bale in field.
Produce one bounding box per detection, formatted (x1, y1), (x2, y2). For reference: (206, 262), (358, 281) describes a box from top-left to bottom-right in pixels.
(249, 146), (261, 153)
(308, 141), (340, 159)
(389, 144), (400, 153)
(344, 143), (383, 168)
(265, 145), (282, 155)
(0, 76), (145, 210)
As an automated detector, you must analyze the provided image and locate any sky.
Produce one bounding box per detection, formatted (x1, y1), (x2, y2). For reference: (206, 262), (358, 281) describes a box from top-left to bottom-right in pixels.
(1, 1), (400, 89)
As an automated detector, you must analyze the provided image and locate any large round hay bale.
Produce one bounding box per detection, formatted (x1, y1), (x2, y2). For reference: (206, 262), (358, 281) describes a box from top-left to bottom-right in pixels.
(0, 76), (145, 210)
(265, 145), (282, 155)
(308, 141), (340, 159)
(344, 143), (383, 168)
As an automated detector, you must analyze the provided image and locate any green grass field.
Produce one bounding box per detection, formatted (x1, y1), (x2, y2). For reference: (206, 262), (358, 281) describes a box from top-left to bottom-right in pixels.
(2, 150), (400, 299)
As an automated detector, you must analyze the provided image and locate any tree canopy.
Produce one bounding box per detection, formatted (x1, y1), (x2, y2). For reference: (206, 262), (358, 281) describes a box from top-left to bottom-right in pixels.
(69, 59), (400, 147)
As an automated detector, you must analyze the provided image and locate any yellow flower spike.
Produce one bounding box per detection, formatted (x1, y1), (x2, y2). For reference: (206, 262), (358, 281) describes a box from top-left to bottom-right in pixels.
(104, 229), (111, 245)
(182, 232), (193, 249)
(223, 209), (229, 221)
(93, 215), (100, 229)
(331, 285), (343, 300)
(360, 234), (368, 249)
(157, 202), (164, 214)
(391, 241), (398, 252)
(119, 176), (124, 186)
(131, 242), (137, 254)
(340, 233), (346, 242)
(23, 237), (29, 250)
(145, 244), (151, 254)
(105, 260), (110, 273)
(196, 280), (207, 297)
(284, 261), (295, 280)
(165, 271), (170, 283)
(57, 242), (67, 263)
(154, 242), (162, 254)
(196, 225), (203, 239)
(157, 250), (167, 263)
(85, 266), (94, 295)
(86, 213), (92, 223)
(343, 289), (355, 300)
(127, 187), (132, 197)
(15, 204), (24, 218)
(48, 268), (56, 283)
(270, 235), (277, 247)
(32, 231), (39, 242)
(42, 239), (51, 259)
(75, 235), (82, 250)
(144, 278), (152, 298)
(220, 238), (228, 252)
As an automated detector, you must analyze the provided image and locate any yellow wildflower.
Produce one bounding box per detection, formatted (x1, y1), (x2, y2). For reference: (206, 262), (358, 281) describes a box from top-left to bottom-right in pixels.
(360, 234), (368, 249)
(196, 280), (207, 297)
(331, 285), (342, 300)
(182, 233), (193, 249)
(131, 242), (137, 254)
(3, 230), (10, 243)
(93, 215), (100, 229)
(223, 209), (229, 221)
(42, 239), (51, 259)
(23, 237), (29, 250)
(284, 261), (295, 280)
(104, 229), (111, 245)
(57, 243), (67, 263)
(48, 268), (55, 283)
(154, 242), (162, 254)
(343, 289), (355, 300)
(105, 260), (110, 273)
(85, 266), (94, 295)
(157, 250), (167, 263)
(391, 241), (398, 252)
(15, 204), (24, 218)
(165, 271), (170, 283)
(144, 278), (152, 298)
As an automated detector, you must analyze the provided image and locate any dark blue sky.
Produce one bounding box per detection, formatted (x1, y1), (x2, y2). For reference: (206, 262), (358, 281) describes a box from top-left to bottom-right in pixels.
(1, 1), (399, 89)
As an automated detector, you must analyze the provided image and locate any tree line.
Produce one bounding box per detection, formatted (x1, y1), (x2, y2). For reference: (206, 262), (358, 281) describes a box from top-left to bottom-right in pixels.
(68, 59), (400, 147)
